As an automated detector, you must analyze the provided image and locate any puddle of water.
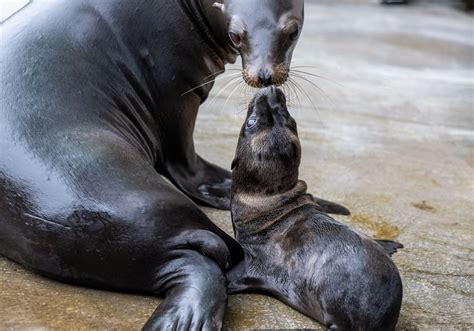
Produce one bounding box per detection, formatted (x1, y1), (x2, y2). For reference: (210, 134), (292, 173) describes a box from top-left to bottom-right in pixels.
(349, 214), (400, 240)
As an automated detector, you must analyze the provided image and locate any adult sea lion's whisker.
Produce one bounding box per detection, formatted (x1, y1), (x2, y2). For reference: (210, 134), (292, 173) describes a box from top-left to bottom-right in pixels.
(204, 68), (240, 80)
(237, 84), (249, 103)
(290, 73), (332, 103)
(290, 69), (327, 80)
(201, 69), (226, 81)
(198, 69), (242, 91)
(244, 83), (255, 99)
(290, 72), (341, 114)
(181, 72), (241, 96)
(225, 80), (245, 108)
(284, 81), (302, 110)
(280, 67), (303, 107)
(288, 78), (309, 106)
(288, 77), (321, 115)
(207, 76), (243, 107)
(290, 69), (343, 88)
(238, 81), (252, 103)
(291, 65), (322, 70)
(281, 85), (296, 108)
(285, 80), (299, 109)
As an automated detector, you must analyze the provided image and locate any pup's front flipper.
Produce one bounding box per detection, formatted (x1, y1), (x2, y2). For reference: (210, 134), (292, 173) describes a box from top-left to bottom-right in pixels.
(313, 197), (351, 215)
(375, 239), (404, 256)
(226, 260), (326, 326)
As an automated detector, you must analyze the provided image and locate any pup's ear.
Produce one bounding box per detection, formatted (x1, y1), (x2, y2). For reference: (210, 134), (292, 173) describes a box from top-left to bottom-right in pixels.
(231, 157), (239, 170)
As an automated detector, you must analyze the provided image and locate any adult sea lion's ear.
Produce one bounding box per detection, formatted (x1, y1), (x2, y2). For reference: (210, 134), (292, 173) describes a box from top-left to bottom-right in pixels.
(212, 2), (226, 13)
(231, 157), (239, 170)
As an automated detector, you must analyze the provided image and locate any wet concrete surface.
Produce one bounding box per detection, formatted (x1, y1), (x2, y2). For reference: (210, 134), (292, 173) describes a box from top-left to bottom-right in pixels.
(1, 1), (473, 330)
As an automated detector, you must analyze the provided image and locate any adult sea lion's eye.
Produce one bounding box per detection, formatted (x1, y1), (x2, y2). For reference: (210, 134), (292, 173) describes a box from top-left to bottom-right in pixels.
(229, 32), (242, 47)
(246, 115), (257, 128)
(289, 27), (299, 41)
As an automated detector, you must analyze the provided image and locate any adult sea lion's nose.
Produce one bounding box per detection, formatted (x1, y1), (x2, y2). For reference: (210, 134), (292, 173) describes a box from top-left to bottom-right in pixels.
(258, 68), (273, 87)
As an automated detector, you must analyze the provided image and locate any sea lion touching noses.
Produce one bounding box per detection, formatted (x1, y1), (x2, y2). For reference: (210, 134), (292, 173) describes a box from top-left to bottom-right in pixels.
(228, 87), (403, 331)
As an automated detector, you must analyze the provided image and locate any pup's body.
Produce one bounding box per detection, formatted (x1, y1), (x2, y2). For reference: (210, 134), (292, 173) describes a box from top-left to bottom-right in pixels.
(229, 87), (403, 331)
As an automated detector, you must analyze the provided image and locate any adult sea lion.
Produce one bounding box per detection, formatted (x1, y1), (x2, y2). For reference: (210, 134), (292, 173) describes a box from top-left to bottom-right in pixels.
(0, 0), (350, 329)
(228, 87), (403, 331)
(0, 0), (308, 329)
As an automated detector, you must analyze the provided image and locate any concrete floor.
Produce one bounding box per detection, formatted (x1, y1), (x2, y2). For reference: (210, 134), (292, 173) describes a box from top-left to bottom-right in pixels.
(1, 1), (473, 330)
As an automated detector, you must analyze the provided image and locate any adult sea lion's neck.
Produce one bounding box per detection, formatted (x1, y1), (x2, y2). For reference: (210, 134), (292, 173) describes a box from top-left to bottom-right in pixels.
(179, 0), (238, 64)
(95, 0), (237, 66)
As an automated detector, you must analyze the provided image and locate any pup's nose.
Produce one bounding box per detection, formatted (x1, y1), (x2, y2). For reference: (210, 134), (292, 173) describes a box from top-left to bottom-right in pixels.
(256, 87), (288, 119)
(258, 69), (273, 87)
(259, 86), (283, 102)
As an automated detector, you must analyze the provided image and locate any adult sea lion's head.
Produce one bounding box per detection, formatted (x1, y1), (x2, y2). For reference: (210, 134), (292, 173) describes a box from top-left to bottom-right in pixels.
(231, 87), (301, 195)
(214, 0), (304, 88)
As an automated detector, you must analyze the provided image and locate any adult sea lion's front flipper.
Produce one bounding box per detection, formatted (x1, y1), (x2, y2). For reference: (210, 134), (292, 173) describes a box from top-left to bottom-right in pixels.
(167, 154), (232, 210)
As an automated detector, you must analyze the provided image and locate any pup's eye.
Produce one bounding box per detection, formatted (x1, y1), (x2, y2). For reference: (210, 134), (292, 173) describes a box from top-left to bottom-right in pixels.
(229, 32), (242, 47)
(246, 115), (257, 128)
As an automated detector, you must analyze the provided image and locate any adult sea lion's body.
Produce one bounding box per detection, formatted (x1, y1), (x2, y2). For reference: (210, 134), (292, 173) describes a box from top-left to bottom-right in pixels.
(0, 0), (312, 329)
(228, 87), (403, 331)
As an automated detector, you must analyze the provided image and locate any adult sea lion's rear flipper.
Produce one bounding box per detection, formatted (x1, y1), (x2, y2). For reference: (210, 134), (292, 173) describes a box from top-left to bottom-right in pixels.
(313, 197), (351, 216)
(375, 239), (404, 256)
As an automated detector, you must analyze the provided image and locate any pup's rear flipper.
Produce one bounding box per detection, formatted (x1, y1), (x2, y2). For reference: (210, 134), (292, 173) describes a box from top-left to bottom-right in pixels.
(313, 197), (351, 216)
(376, 239), (404, 256)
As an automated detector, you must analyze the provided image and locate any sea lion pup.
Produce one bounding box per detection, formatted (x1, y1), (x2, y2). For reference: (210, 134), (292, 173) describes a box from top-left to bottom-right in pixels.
(228, 87), (403, 331)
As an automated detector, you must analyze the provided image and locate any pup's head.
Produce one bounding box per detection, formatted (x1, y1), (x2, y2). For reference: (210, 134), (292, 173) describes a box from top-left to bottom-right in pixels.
(216, 0), (304, 87)
(231, 87), (301, 195)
